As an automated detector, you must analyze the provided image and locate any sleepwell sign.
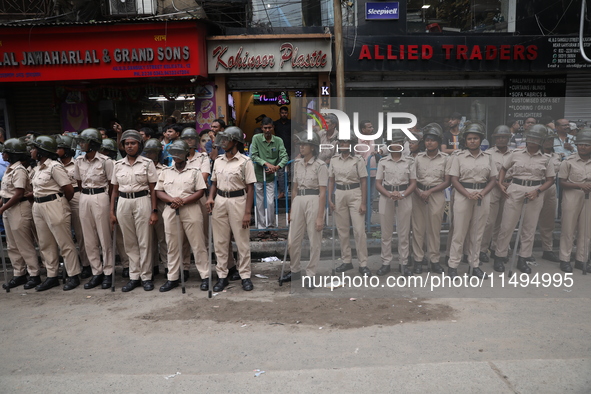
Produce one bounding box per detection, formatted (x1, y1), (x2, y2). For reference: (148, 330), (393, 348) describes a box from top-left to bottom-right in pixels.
(366, 2), (399, 20)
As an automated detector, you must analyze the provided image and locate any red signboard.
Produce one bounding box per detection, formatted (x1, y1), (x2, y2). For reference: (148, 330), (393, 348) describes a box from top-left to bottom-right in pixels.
(0, 22), (207, 82)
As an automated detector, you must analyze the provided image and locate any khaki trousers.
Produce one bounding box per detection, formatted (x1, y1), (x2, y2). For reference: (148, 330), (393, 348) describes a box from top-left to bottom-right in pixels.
(3, 201), (39, 276)
(379, 194), (412, 266)
(538, 183), (557, 252)
(117, 195), (152, 281)
(495, 184), (545, 259)
(79, 192), (113, 275)
(212, 195), (251, 279)
(163, 203), (209, 281)
(69, 192), (90, 267)
(559, 189), (591, 262)
(32, 197), (80, 277)
(334, 188), (368, 267)
(481, 187), (505, 252)
(448, 190), (491, 268)
(116, 229), (129, 268)
(445, 190), (470, 257)
(288, 195), (321, 276)
(151, 200), (168, 267)
(411, 190), (445, 264)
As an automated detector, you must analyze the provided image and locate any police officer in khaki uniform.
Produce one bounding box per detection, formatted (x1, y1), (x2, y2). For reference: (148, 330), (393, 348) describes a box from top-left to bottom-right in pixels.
(328, 138), (370, 275)
(481, 125), (512, 267)
(411, 124), (450, 274)
(206, 126), (256, 292)
(74, 128), (114, 290)
(318, 113), (338, 164)
(537, 134), (562, 263)
(156, 140), (209, 292)
(0, 139), (41, 290)
(29, 136), (81, 291)
(56, 135), (92, 279)
(448, 124), (498, 279)
(375, 130), (417, 276)
(279, 131), (328, 288)
(558, 128), (591, 273)
(495, 125), (555, 273)
(143, 138), (168, 276)
(100, 138), (131, 278)
(110, 130), (159, 292)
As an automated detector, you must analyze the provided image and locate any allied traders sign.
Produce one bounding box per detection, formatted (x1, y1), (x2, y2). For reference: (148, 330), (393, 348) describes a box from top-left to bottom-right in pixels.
(365, 2), (399, 20)
(207, 38), (332, 74)
(0, 22), (207, 82)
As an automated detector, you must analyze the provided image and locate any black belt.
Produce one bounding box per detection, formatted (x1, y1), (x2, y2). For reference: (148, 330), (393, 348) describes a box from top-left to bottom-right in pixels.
(460, 182), (487, 190)
(217, 189), (245, 198)
(297, 189), (319, 196)
(73, 187), (80, 193)
(2, 197), (27, 204)
(417, 182), (437, 191)
(336, 183), (360, 190)
(512, 178), (543, 187)
(34, 193), (62, 204)
(119, 190), (149, 199)
(81, 187), (106, 195)
(384, 184), (408, 192)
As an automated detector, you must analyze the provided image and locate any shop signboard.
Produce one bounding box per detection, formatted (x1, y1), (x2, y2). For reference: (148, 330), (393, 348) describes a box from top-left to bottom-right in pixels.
(0, 22), (207, 82)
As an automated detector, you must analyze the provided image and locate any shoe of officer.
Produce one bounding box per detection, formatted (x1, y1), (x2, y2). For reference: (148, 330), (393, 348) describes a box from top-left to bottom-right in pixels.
(430, 263), (445, 274)
(122, 279), (142, 292)
(479, 252), (489, 263)
(213, 277), (229, 292)
(574, 260), (591, 273)
(228, 266), (241, 281)
(559, 261), (573, 273)
(24, 275), (41, 290)
(101, 275), (112, 289)
(517, 257), (532, 274)
(358, 266), (372, 276)
(471, 267), (488, 280)
(461, 254), (469, 264)
(399, 265), (412, 276)
(280, 271), (301, 283)
(80, 266), (92, 279)
(63, 275), (80, 291)
(490, 250), (497, 259)
(542, 251), (560, 262)
(335, 263), (354, 273)
(35, 277), (61, 292)
(413, 259), (423, 274)
(152, 265), (160, 277)
(200, 278), (209, 291)
(242, 278), (254, 291)
(376, 265), (391, 276)
(159, 280), (179, 292)
(143, 280), (154, 291)
(525, 256), (536, 263)
(447, 268), (458, 278)
(493, 256), (506, 272)
(122, 267), (130, 278)
(84, 274), (104, 289)
(2, 274), (28, 290)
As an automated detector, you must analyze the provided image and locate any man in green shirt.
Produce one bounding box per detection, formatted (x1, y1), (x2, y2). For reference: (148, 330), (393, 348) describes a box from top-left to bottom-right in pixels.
(250, 117), (288, 235)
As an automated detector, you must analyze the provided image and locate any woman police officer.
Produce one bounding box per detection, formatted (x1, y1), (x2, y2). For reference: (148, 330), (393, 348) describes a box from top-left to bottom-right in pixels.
(110, 130), (159, 292)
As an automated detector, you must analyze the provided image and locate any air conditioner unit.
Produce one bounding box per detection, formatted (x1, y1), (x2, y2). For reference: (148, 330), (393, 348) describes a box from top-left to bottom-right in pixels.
(109, 0), (157, 16)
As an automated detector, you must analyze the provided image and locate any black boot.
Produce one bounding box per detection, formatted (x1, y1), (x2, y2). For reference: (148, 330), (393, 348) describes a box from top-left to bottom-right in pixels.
(2, 274), (28, 290)
(447, 268), (458, 278)
(122, 280), (142, 292)
(358, 266), (372, 276)
(471, 267), (488, 280)
(200, 278), (209, 291)
(35, 277), (61, 292)
(228, 266), (241, 281)
(376, 265), (391, 276)
(121, 267), (129, 278)
(279, 271), (300, 283)
(242, 278), (254, 291)
(335, 263), (354, 273)
(143, 280), (154, 291)
(213, 277), (229, 292)
(84, 274), (104, 289)
(479, 252), (489, 263)
(413, 259), (423, 274)
(80, 265), (92, 279)
(493, 256), (506, 272)
(399, 265), (412, 276)
(559, 261), (573, 273)
(159, 280), (179, 292)
(542, 251), (560, 262)
(24, 276), (41, 290)
(517, 257), (532, 274)
(101, 275), (112, 289)
(574, 260), (591, 273)
(430, 263), (444, 274)
(63, 275), (80, 291)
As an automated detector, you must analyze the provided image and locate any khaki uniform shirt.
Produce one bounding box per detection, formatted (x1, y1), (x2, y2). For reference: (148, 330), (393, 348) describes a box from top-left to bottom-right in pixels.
(328, 154), (368, 184)
(187, 151), (211, 174)
(548, 152), (562, 174)
(155, 166), (207, 199)
(211, 153), (256, 192)
(375, 154), (416, 186)
(486, 146), (512, 174)
(74, 152), (114, 189)
(317, 128), (338, 163)
(503, 149), (555, 181)
(449, 150), (498, 183)
(111, 155), (158, 193)
(0, 162), (29, 199)
(558, 153), (591, 183)
(414, 151), (449, 187)
(31, 159), (71, 197)
(293, 157), (329, 190)
(61, 160), (78, 187)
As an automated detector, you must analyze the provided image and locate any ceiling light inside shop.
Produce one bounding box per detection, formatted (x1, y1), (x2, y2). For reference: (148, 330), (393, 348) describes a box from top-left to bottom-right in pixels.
(148, 95), (195, 101)
(422, 5), (430, 8)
